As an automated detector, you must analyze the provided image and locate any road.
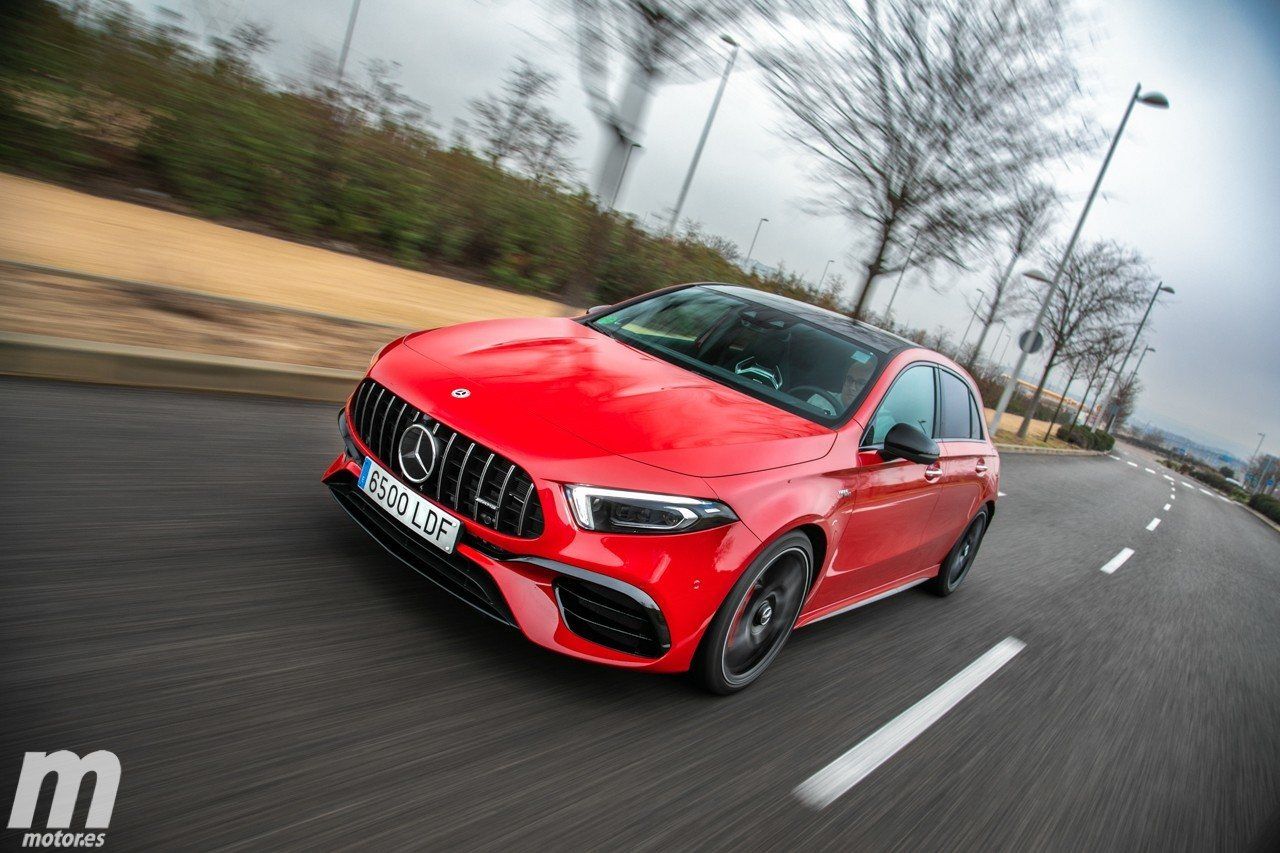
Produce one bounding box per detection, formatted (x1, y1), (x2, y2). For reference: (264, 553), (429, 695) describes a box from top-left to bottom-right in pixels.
(3, 378), (1278, 851)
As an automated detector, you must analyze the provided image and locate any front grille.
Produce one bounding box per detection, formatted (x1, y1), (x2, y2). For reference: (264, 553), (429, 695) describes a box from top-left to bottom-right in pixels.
(554, 576), (669, 658)
(328, 475), (516, 626)
(349, 378), (544, 539)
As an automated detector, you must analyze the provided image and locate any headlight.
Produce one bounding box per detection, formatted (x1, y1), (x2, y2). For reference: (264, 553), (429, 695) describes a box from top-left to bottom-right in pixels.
(564, 485), (738, 534)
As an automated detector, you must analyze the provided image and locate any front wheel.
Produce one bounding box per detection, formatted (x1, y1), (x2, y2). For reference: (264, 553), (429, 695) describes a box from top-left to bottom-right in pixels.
(691, 532), (812, 695)
(928, 509), (989, 597)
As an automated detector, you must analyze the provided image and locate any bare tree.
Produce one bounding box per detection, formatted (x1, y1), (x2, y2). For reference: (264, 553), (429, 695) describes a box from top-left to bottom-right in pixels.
(1108, 374), (1141, 430)
(467, 59), (557, 167)
(757, 0), (1087, 319)
(1063, 327), (1126, 434)
(968, 182), (1059, 364)
(1015, 240), (1151, 438)
(516, 110), (579, 185)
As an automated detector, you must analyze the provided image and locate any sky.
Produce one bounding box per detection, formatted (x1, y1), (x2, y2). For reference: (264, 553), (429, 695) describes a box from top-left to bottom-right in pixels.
(146, 0), (1279, 460)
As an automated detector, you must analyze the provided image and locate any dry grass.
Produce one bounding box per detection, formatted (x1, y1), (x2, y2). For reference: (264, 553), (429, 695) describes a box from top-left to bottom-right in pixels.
(0, 173), (569, 330)
(985, 408), (1076, 449)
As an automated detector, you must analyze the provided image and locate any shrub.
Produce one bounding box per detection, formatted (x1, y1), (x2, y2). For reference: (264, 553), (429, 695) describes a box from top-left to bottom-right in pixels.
(1056, 424), (1113, 451)
(0, 0), (839, 312)
(1248, 493), (1280, 523)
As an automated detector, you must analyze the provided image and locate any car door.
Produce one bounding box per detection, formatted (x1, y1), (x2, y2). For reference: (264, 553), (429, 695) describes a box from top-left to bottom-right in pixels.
(918, 369), (989, 568)
(813, 363), (943, 610)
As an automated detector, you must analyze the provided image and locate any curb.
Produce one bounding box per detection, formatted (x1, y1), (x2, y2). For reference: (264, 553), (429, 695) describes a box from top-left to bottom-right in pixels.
(995, 443), (1103, 457)
(0, 332), (360, 402)
(1237, 503), (1280, 535)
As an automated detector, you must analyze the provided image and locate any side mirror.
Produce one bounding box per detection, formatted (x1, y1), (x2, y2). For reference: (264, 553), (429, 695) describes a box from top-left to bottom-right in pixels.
(588, 304), (611, 314)
(882, 422), (940, 465)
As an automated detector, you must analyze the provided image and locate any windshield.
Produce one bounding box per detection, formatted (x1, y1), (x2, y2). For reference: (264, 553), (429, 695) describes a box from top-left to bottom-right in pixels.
(588, 287), (886, 426)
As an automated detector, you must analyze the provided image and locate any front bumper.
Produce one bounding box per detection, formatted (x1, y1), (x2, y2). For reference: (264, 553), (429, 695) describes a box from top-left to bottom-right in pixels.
(323, 452), (749, 672)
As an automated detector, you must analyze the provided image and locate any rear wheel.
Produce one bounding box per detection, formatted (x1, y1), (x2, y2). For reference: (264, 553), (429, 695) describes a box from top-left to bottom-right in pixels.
(691, 532), (812, 695)
(928, 509), (988, 597)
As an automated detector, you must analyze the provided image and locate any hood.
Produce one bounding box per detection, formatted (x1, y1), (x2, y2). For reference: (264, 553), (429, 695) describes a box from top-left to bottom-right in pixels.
(402, 317), (835, 477)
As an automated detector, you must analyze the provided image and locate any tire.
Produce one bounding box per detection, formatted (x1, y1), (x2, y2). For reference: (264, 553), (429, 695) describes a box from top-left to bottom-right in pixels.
(691, 532), (813, 695)
(928, 508), (989, 597)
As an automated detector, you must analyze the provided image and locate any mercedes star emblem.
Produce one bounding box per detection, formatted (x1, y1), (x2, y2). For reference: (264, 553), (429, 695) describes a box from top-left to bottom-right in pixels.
(397, 422), (439, 484)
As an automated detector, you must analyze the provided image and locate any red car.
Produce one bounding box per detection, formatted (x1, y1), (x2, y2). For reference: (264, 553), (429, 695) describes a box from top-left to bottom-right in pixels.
(323, 284), (999, 692)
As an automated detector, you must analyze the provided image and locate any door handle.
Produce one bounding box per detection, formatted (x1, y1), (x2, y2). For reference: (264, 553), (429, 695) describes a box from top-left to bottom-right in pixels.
(923, 464), (942, 482)
(975, 460), (988, 476)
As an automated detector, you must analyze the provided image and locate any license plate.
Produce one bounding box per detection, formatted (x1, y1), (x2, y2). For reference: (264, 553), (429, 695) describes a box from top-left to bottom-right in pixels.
(359, 458), (461, 554)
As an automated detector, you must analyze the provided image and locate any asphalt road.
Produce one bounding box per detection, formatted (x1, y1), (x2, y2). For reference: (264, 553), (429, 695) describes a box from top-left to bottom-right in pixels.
(3, 378), (1278, 851)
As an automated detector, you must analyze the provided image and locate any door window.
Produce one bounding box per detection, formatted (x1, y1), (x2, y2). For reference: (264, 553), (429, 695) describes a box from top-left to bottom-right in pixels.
(938, 370), (981, 440)
(864, 365), (936, 446)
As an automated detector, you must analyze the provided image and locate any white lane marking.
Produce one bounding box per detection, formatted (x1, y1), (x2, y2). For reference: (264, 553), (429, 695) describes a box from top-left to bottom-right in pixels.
(1109, 455), (1121, 461)
(1144, 467), (1156, 474)
(1181, 482), (1195, 489)
(1100, 548), (1136, 574)
(1147, 517), (1161, 531)
(998, 491), (1007, 497)
(1219, 496), (1232, 503)
(794, 638), (1026, 809)
(1199, 488), (1213, 496)
(1163, 475), (1175, 482)
(1163, 503), (1171, 511)
(1126, 461), (1139, 468)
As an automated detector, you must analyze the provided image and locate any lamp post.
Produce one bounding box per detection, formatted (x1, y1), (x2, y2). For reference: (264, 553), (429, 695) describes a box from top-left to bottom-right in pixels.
(335, 0), (364, 86)
(1128, 346), (1155, 385)
(743, 217), (769, 270)
(1100, 280), (1175, 430)
(995, 322), (1013, 366)
(817, 259), (835, 289)
(666, 35), (739, 234)
(989, 82), (1169, 436)
(1249, 432), (1267, 492)
(607, 142), (642, 210)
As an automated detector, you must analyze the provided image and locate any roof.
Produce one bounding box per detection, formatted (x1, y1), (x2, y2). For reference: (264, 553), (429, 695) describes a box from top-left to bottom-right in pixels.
(702, 283), (918, 353)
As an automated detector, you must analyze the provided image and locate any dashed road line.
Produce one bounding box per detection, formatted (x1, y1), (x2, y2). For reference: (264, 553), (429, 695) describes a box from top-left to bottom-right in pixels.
(1164, 503), (1171, 511)
(1182, 482), (1195, 489)
(1109, 455), (1121, 461)
(1099, 548), (1136, 574)
(793, 638), (1026, 809)
(1199, 488), (1213, 496)
(1163, 475), (1175, 482)
(1144, 467), (1156, 474)
(1127, 461), (1139, 468)
(998, 491), (1007, 497)
(1147, 517), (1161, 531)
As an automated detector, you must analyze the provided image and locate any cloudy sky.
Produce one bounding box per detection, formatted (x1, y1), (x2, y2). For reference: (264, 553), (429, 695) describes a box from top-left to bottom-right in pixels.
(148, 0), (1279, 460)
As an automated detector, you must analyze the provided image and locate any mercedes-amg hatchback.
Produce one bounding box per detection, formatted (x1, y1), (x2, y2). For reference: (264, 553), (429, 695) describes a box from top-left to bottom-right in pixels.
(322, 283), (999, 692)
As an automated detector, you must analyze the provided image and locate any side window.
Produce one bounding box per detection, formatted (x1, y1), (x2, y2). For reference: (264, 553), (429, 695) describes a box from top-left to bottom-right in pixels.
(864, 365), (936, 446)
(938, 370), (977, 440)
(968, 389), (985, 440)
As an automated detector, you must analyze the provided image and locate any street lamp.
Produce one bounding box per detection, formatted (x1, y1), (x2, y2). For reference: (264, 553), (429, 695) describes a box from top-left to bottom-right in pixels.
(1127, 346), (1155, 384)
(666, 35), (739, 234)
(1249, 432), (1267, 492)
(607, 142), (642, 210)
(1100, 281), (1175, 430)
(817, 259), (836, 288)
(995, 322), (1012, 366)
(988, 82), (1169, 436)
(743, 217), (769, 270)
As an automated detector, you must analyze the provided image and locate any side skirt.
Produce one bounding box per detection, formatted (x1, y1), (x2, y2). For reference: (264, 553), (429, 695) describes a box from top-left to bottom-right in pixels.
(796, 571), (936, 629)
